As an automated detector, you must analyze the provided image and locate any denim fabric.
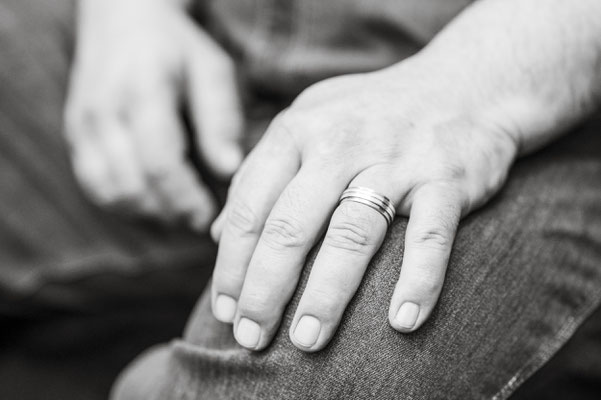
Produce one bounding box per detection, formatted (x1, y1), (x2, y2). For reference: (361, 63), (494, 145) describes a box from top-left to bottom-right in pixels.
(112, 1), (601, 398)
(113, 114), (601, 399)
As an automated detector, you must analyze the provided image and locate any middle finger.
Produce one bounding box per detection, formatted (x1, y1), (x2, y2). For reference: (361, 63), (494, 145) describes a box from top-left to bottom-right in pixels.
(211, 130), (300, 323)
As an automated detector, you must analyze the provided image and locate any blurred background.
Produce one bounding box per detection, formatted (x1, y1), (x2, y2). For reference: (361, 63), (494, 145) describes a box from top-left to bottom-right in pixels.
(0, 0), (600, 399)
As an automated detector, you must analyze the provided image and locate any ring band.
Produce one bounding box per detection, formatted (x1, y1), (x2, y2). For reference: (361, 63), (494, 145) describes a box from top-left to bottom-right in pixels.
(339, 186), (396, 226)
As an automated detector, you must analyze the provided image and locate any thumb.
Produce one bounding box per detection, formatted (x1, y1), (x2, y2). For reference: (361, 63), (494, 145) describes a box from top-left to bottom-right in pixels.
(185, 34), (244, 178)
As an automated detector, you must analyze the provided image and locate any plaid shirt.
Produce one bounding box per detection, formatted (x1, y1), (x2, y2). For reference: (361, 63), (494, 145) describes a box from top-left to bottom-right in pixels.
(202, 0), (473, 97)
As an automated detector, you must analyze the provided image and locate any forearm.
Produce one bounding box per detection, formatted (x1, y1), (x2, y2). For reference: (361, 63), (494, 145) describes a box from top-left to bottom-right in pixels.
(404, 0), (601, 155)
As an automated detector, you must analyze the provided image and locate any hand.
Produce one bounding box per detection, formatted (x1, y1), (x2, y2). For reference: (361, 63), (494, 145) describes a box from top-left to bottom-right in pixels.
(209, 0), (601, 351)
(64, 0), (243, 230)
(209, 58), (520, 351)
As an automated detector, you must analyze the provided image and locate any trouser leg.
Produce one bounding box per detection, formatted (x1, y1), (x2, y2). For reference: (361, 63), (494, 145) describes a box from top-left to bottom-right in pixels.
(113, 114), (601, 400)
(0, 1), (216, 398)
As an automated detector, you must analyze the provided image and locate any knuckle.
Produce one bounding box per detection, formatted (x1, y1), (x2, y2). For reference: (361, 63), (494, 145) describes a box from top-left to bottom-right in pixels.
(325, 220), (374, 254)
(64, 104), (96, 138)
(103, 189), (143, 209)
(269, 112), (293, 138)
(441, 162), (467, 181)
(64, 101), (118, 142)
(410, 226), (451, 250)
(422, 148), (466, 182)
(272, 108), (294, 126)
(310, 140), (343, 167)
(269, 109), (304, 141)
(226, 199), (262, 236)
(261, 217), (307, 250)
(78, 172), (144, 210)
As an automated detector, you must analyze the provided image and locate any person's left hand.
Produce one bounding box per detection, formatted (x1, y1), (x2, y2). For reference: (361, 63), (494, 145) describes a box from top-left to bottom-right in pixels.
(209, 58), (521, 352)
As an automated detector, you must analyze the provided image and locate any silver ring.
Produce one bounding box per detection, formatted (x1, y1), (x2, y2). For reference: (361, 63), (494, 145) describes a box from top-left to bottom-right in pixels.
(339, 186), (396, 226)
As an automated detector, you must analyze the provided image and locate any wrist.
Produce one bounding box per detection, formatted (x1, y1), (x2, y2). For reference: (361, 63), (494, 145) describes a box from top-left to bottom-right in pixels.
(400, 0), (601, 156)
(392, 46), (595, 157)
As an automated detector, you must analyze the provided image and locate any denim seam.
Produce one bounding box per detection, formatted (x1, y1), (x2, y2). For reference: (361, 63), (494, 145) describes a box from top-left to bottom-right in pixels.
(491, 289), (601, 400)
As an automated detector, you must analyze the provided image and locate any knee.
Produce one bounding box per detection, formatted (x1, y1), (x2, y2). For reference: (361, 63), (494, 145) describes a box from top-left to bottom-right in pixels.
(110, 344), (172, 400)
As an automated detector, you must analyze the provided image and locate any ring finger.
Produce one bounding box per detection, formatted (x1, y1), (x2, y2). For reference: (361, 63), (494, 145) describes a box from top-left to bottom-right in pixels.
(289, 168), (409, 351)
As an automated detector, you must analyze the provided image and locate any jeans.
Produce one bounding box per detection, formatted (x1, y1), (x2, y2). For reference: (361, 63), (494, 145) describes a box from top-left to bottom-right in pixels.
(114, 1), (601, 398)
(1, 0), (601, 399)
(112, 113), (601, 399)
(0, 1), (215, 398)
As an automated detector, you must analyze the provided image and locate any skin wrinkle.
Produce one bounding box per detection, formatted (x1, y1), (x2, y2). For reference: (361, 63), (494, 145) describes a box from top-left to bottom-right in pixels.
(226, 198), (263, 236)
(326, 222), (375, 255)
(261, 216), (309, 250)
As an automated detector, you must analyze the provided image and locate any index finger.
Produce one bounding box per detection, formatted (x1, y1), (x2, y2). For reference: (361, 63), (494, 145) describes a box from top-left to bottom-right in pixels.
(129, 94), (216, 228)
(210, 126), (300, 323)
(186, 32), (244, 177)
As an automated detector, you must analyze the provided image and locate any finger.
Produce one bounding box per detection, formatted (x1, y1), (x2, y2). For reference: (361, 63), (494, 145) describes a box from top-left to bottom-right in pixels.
(289, 171), (399, 351)
(186, 36), (244, 177)
(389, 183), (462, 333)
(99, 120), (153, 210)
(210, 177), (239, 242)
(210, 206), (227, 243)
(211, 126), (300, 323)
(129, 95), (217, 230)
(70, 140), (116, 204)
(233, 165), (349, 350)
(148, 160), (217, 229)
(71, 118), (150, 212)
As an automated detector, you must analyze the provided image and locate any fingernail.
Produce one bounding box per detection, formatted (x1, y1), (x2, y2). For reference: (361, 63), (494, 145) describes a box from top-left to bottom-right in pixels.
(293, 315), (321, 347)
(236, 318), (261, 348)
(214, 294), (237, 323)
(395, 302), (420, 329)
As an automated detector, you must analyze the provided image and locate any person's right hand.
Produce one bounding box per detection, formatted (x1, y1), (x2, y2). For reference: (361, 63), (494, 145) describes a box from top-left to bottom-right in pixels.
(64, 0), (243, 230)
